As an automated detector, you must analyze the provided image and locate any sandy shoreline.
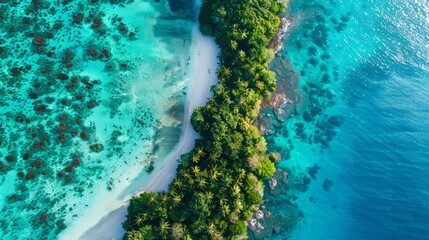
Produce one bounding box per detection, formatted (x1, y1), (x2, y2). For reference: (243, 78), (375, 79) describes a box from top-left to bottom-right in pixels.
(76, 27), (219, 240)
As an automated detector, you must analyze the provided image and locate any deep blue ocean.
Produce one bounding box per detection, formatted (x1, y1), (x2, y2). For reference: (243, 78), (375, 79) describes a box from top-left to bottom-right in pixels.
(265, 0), (429, 239)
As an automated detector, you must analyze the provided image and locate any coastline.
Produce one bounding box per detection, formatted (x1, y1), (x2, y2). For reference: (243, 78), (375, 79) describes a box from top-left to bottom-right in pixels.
(76, 26), (219, 240)
(122, 0), (286, 238)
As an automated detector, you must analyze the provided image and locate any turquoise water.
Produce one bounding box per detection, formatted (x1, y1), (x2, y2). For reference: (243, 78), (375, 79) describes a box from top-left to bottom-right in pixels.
(263, 0), (429, 239)
(0, 0), (197, 238)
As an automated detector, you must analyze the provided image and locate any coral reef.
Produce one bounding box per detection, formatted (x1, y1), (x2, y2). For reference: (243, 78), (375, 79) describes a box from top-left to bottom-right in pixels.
(0, 0), (194, 238)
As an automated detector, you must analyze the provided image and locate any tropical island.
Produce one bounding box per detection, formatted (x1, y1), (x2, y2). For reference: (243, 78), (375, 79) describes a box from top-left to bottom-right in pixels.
(123, 0), (287, 238)
(2, 0), (425, 238)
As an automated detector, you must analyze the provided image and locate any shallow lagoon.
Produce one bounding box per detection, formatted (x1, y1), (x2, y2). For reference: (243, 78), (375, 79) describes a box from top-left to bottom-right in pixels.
(0, 0), (198, 238)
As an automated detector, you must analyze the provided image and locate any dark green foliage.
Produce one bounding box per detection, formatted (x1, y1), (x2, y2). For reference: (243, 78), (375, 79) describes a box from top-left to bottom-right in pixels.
(231, 221), (247, 236)
(124, 0), (284, 238)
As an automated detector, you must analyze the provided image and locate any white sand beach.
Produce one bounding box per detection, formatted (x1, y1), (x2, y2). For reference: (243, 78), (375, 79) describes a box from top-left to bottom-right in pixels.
(73, 26), (219, 240)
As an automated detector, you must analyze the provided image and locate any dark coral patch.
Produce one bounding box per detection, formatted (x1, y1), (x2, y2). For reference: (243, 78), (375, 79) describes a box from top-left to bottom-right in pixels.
(32, 36), (46, 46)
(22, 152), (31, 160)
(57, 73), (69, 80)
(80, 130), (87, 140)
(323, 179), (333, 191)
(71, 130), (78, 137)
(57, 171), (65, 178)
(87, 100), (96, 108)
(65, 165), (73, 172)
(6, 154), (15, 162)
(34, 104), (47, 112)
(90, 143), (103, 152)
(56, 220), (66, 229)
(72, 158), (80, 166)
(307, 164), (320, 180)
(73, 13), (84, 24)
(92, 18), (103, 28)
(40, 213), (47, 224)
(66, 176), (73, 183)
(31, 160), (42, 168)
(26, 172), (36, 180)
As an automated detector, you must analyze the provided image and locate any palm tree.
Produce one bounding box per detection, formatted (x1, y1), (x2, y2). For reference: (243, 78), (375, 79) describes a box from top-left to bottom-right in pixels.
(222, 67), (232, 79)
(249, 65), (255, 73)
(219, 159), (227, 168)
(206, 222), (216, 237)
(159, 219), (171, 239)
(256, 80), (265, 91)
(233, 199), (243, 212)
(182, 226), (191, 240)
(237, 168), (246, 181)
(217, 7), (226, 17)
(159, 193), (169, 206)
(240, 30), (248, 40)
(172, 179), (183, 190)
(231, 185), (241, 197)
(208, 151), (220, 162)
(230, 40), (238, 50)
(195, 147), (205, 158)
(197, 177), (207, 188)
(188, 177), (195, 186)
(219, 200), (230, 217)
(239, 50), (246, 59)
(146, 192), (158, 206)
(191, 154), (200, 164)
(223, 173), (233, 186)
(182, 170), (191, 180)
(171, 223), (184, 239)
(204, 191), (214, 204)
(192, 166), (201, 177)
(134, 214), (144, 227)
(209, 168), (219, 182)
(172, 194), (182, 206)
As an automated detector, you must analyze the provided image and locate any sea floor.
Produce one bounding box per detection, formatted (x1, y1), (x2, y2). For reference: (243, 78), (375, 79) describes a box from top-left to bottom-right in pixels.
(0, 0), (198, 239)
(260, 0), (429, 239)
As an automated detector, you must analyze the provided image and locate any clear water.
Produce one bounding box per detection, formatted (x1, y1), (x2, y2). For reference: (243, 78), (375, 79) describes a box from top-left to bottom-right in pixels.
(264, 0), (429, 239)
(0, 0), (197, 238)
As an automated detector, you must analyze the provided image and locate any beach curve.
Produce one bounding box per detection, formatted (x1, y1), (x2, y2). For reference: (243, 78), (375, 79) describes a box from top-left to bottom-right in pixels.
(75, 26), (219, 240)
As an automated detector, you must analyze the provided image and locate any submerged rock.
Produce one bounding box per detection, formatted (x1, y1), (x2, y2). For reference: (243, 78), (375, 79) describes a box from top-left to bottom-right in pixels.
(5, 154), (15, 162)
(256, 210), (264, 219)
(268, 18), (292, 52)
(39, 213), (47, 224)
(90, 143), (104, 152)
(262, 58), (303, 122)
(26, 172), (36, 180)
(34, 104), (47, 112)
(323, 179), (333, 191)
(252, 114), (275, 135)
(32, 36), (46, 46)
(73, 13), (84, 24)
(10, 67), (20, 76)
(57, 73), (69, 80)
(269, 178), (278, 190)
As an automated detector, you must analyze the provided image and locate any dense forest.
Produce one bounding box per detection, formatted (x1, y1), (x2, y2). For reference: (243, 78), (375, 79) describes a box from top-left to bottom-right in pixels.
(123, 0), (286, 238)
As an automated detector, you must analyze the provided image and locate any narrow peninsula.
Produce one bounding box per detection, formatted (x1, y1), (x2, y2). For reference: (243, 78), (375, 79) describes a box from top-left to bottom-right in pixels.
(123, 0), (286, 238)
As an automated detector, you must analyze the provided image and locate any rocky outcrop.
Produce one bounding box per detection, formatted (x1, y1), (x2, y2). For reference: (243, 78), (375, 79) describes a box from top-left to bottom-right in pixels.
(251, 113), (275, 135)
(253, 56), (304, 135)
(261, 57), (304, 122)
(248, 168), (293, 239)
(267, 18), (291, 52)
